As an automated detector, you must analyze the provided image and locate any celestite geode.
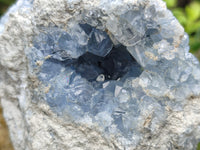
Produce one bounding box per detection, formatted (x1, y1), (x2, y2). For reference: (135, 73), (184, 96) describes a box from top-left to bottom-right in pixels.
(1, 0), (200, 150)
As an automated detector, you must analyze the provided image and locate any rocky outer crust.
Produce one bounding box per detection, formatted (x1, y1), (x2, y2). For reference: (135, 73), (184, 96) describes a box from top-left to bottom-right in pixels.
(2, 95), (200, 150)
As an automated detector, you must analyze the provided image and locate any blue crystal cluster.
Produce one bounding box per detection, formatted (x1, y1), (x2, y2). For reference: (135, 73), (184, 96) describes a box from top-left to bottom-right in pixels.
(26, 0), (200, 147)
(30, 24), (143, 135)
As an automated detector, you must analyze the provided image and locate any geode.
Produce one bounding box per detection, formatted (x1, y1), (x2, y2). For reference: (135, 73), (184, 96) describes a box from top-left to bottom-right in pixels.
(1, 0), (200, 149)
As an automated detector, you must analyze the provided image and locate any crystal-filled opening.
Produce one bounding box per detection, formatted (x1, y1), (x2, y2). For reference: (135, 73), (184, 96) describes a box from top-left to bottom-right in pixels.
(33, 24), (143, 86)
(74, 45), (142, 82)
(31, 23), (144, 116)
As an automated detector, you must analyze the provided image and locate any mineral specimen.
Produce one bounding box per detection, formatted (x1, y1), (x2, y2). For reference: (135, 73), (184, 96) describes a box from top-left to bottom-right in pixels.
(1, 0), (200, 149)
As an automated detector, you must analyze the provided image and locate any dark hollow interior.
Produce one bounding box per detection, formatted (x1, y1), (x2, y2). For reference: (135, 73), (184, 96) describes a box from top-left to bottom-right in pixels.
(74, 45), (142, 82)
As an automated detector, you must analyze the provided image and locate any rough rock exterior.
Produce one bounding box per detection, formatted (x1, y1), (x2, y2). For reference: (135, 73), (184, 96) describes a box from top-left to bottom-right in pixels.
(1, 0), (200, 150)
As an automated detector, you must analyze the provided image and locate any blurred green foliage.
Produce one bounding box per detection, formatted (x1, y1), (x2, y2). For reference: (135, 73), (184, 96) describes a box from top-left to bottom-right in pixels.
(164, 0), (200, 59)
(197, 142), (200, 150)
(0, 0), (15, 16)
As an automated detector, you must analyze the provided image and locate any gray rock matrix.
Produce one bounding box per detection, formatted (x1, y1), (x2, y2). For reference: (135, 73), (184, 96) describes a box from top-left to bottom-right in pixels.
(1, 0), (200, 149)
